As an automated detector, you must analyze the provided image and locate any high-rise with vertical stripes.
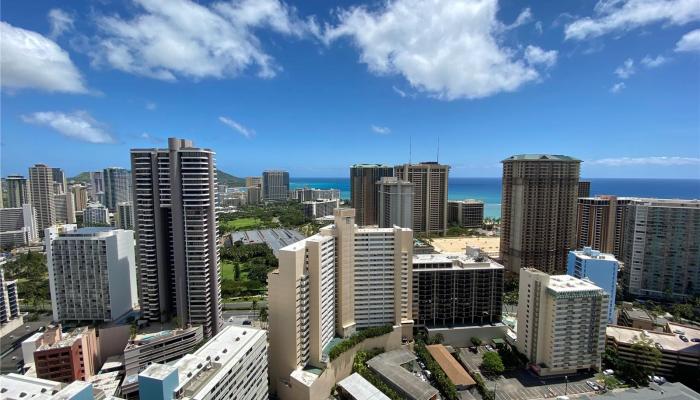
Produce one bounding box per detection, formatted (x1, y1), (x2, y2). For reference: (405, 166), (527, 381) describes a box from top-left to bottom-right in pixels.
(103, 167), (132, 211)
(29, 164), (56, 237)
(131, 138), (222, 338)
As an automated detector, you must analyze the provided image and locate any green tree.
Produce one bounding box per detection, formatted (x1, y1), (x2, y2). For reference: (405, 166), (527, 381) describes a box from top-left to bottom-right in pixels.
(481, 352), (505, 375)
(471, 337), (482, 346)
(234, 263), (241, 280)
(671, 303), (694, 320)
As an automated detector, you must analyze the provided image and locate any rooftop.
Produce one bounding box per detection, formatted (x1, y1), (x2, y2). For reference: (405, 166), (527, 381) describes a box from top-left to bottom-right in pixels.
(578, 196), (700, 206)
(0, 373), (62, 399)
(502, 154), (581, 162)
(36, 326), (91, 351)
(125, 327), (199, 350)
(571, 247), (619, 262)
(606, 323), (700, 356)
(351, 164), (392, 168)
(337, 372), (391, 400)
(579, 382), (699, 400)
(140, 363), (178, 380)
(367, 349), (439, 400)
(425, 344), (475, 387)
(547, 274), (603, 293)
(413, 252), (504, 271)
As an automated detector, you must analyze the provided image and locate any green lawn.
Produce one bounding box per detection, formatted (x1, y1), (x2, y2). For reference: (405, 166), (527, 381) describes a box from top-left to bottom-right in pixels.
(220, 261), (248, 281)
(221, 217), (264, 231)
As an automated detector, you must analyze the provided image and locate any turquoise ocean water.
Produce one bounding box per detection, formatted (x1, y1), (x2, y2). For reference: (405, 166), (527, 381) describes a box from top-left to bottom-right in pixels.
(291, 177), (700, 218)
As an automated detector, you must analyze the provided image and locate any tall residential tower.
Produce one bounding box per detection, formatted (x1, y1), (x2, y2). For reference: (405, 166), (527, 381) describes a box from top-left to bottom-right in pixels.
(131, 138), (223, 337)
(29, 164), (56, 237)
(262, 170), (289, 202)
(350, 164), (394, 226)
(395, 162), (449, 235)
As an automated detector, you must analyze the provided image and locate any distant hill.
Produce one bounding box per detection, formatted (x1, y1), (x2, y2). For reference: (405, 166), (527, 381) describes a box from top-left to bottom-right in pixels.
(70, 172), (91, 183)
(217, 169), (246, 187)
(70, 169), (245, 187)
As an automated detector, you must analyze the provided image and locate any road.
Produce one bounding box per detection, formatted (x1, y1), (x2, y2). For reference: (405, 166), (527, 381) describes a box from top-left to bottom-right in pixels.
(1, 313), (53, 374)
(223, 300), (267, 310)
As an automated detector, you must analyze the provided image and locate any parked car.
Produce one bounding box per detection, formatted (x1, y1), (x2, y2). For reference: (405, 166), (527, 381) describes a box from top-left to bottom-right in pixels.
(603, 369), (614, 376)
(679, 335), (689, 342)
(586, 381), (600, 391)
(692, 338), (700, 343)
(485, 345), (494, 351)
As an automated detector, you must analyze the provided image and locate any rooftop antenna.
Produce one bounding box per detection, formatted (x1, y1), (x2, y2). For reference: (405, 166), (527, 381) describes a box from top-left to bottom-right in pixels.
(437, 137), (440, 163)
(409, 136), (412, 165)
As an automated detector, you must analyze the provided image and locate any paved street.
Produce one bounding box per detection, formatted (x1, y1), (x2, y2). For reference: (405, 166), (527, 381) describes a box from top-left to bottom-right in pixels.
(1, 313), (53, 374)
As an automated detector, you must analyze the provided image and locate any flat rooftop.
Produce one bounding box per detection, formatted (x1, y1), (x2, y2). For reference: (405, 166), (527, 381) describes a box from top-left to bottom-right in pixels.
(229, 228), (305, 255)
(0, 373), (61, 399)
(547, 274), (603, 293)
(579, 382), (699, 400)
(413, 252), (504, 271)
(502, 154), (581, 162)
(337, 372), (391, 400)
(606, 323), (700, 356)
(367, 349), (439, 400)
(36, 326), (90, 351)
(140, 363), (177, 380)
(126, 327), (199, 350)
(571, 248), (618, 262)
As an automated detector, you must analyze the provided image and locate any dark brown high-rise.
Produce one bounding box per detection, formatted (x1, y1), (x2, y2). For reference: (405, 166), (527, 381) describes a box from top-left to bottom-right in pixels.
(500, 154), (581, 274)
(350, 164), (393, 226)
(395, 162), (449, 235)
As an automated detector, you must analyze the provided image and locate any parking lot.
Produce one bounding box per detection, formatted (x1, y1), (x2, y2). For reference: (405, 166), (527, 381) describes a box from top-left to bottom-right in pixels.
(459, 347), (598, 400)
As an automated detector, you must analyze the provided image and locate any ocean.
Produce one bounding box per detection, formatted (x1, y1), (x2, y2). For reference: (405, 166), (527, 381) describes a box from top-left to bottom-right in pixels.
(290, 177), (700, 218)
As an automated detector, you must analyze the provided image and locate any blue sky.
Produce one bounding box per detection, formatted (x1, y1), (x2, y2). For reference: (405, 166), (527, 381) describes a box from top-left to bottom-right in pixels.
(1, 0), (699, 178)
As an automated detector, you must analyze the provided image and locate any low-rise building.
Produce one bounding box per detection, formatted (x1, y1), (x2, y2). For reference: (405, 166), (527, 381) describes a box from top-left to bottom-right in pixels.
(138, 325), (268, 400)
(605, 323), (700, 378)
(0, 374), (95, 400)
(120, 326), (203, 396)
(115, 202), (134, 230)
(448, 200), (484, 229)
(366, 349), (438, 400)
(337, 372), (390, 400)
(412, 253), (503, 327)
(83, 203), (110, 226)
(33, 325), (101, 383)
(425, 344), (475, 390)
(302, 198), (340, 219)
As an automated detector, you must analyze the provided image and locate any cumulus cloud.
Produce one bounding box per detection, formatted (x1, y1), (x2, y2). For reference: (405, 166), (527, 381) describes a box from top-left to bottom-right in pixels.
(524, 46), (558, 68)
(504, 8), (533, 30)
(219, 116), (255, 138)
(322, 0), (557, 100)
(371, 125), (391, 134)
(610, 82), (626, 93)
(640, 54), (668, 67)
(589, 156), (700, 166)
(21, 111), (115, 144)
(0, 21), (88, 94)
(614, 58), (635, 79)
(675, 28), (700, 52)
(48, 8), (74, 39)
(565, 0), (700, 40)
(90, 0), (314, 81)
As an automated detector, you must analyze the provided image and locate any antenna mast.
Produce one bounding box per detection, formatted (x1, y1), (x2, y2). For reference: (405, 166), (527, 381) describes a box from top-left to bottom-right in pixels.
(437, 137), (440, 163)
(409, 136), (412, 165)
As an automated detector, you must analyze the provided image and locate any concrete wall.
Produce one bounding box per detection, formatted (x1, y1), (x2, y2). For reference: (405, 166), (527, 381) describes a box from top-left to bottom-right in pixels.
(277, 326), (403, 400)
(98, 324), (130, 363)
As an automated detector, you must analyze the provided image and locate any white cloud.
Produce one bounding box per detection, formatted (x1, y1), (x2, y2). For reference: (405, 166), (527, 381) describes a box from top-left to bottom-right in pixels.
(589, 156), (700, 166)
(565, 0), (700, 40)
(392, 86), (407, 98)
(610, 82), (626, 93)
(614, 58), (635, 79)
(534, 21), (543, 34)
(675, 28), (700, 52)
(0, 21), (88, 94)
(371, 125), (391, 134)
(505, 8), (533, 30)
(48, 8), (74, 39)
(640, 54), (668, 67)
(323, 0), (556, 100)
(140, 132), (161, 143)
(524, 45), (558, 68)
(91, 0), (313, 81)
(145, 101), (157, 111)
(219, 116), (255, 138)
(21, 111), (115, 144)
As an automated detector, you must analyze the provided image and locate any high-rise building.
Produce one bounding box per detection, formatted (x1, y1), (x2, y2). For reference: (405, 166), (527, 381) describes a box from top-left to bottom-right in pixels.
(622, 199), (700, 300)
(262, 170), (289, 201)
(412, 253), (503, 327)
(131, 137), (222, 337)
(377, 177), (414, 229)
(53, 192), (76, 224)
(516, 268), (607, 376)
(1, 267), (21, 327)
(500, 154), (581, 274)
(51, 168), (67, 194)
(33, 325), (101, 383)
(247, 186), (262, 205)
(395, 162), (449, 235)
(29, 164), (56, 237)
(293, 188), (341, 202)
(578, 181), (591, 198)
(89, 171), (104, 201)
(302, 198), (339, 219)
(83, 202), (110, 226)
(245, 176), (262, 188)
(46, 227), (138, 323)
(70, 183), (89, 212)
(576, 196), (633, 259)
(268, 208), (413, 395)
(116, 201), (134, 230)
(138, 326), (268, 400)
(4, 175), (30, 208)
(448, 199), (484, 229)
(103, 167), (132, 210)
(0, 204), (38, 249)
(567, 247), (619, 324)
(350, 164), (394, 226)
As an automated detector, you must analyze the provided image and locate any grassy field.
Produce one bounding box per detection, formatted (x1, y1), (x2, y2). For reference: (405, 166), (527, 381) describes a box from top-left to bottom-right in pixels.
(221, 217), (263, 231)
(220, 260), (249, 281)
